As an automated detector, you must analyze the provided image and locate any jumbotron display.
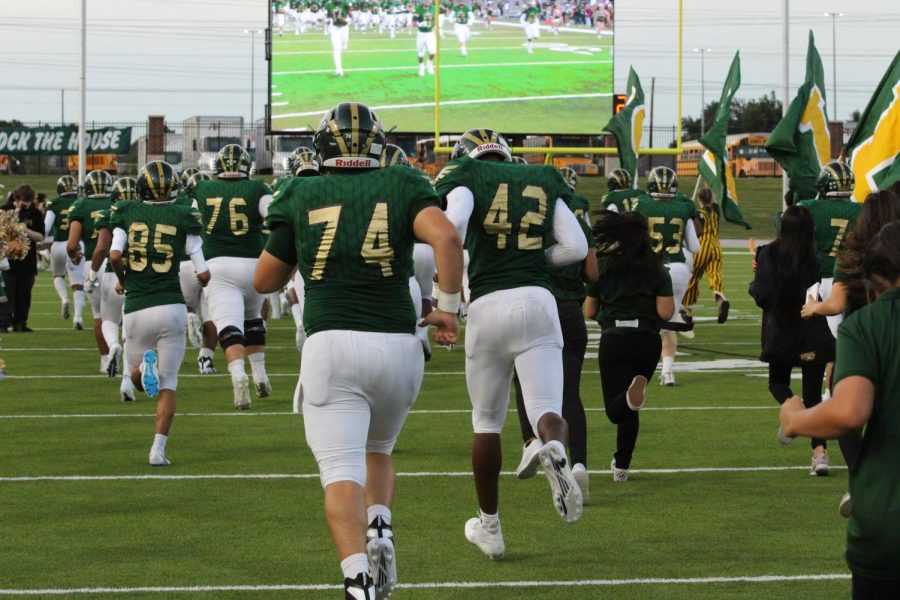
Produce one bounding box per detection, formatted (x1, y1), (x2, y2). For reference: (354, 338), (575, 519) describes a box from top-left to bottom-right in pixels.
(268, 0), (615, 134)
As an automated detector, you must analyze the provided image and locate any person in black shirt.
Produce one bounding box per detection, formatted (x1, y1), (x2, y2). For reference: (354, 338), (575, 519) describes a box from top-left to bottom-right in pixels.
(1, 185), (45, 332)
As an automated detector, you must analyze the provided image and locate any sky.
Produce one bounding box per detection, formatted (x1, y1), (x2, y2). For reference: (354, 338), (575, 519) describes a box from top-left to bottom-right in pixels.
(1, 0), (898, 133)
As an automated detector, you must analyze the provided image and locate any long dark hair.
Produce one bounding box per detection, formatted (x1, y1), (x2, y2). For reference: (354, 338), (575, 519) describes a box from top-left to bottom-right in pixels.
(836, 189), (900, 311)
(592, 210), (663, 276)
(864, 221), (900, 288)
(769, 205), (817, 317)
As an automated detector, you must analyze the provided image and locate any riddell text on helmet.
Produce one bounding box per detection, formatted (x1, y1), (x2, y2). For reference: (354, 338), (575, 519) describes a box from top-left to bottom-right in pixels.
(327, 157), (379, 168)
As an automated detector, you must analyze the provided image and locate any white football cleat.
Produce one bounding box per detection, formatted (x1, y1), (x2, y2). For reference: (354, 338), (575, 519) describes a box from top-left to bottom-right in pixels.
(99, 355), (109, 374)
(149, 450), (170, 467)
(120, 377), (136, 402)
(197, 356), (217, 375)
(515, 438), (543, 480)
(810, 453), (830, 476)
(611, 457), (629, 483)
(61, 300), (70, 320)
(572, 463), (590, 505)
(660, 371), (676, 387)
(233, 373), (251, 410)
(254, 376), (272, 399)
(539, 440), (583, 523)
(366, 517), (396, 600)
(106, 343), (121, 379)
(141, 350), (160, 399)
(464, 517), (505, 559)
(186, 312), (203, 349)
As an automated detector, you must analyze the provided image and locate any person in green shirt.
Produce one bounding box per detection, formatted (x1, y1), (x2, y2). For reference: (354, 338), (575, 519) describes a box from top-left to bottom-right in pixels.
(193, 143), (273, 410)
(328, 0), (351, 76)
(413, 0), (437, 75)
(110, 160), (209, 467)
(602, 167), (646, 214)
(781, 221), (900, 597)
(253, 101), (462, 600)
(512, 166), (598, 502)
(452, 1), (471, 56)
(435, 127), (588, 559)
(66, 169), (115, 373)
(43, 175), (84, 326)
(519, 0), (541, 53)
(585, 210), (674, 482)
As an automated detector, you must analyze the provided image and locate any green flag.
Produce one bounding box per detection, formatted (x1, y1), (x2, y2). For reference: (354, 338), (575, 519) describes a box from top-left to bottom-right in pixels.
(766, 31), (832, 200)
(698, 51), (750, 228)
(847, 50), (900, 203)
(603, 67), (645, 188)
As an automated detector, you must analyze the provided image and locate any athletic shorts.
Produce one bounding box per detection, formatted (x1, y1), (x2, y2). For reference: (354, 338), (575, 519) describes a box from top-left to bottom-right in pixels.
(123, 303), (187, 391)
(204, 256), (264, 333)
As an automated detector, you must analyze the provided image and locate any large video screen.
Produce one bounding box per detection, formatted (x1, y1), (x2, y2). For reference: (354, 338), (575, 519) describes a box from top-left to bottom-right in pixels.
(268, 0), (614, 135)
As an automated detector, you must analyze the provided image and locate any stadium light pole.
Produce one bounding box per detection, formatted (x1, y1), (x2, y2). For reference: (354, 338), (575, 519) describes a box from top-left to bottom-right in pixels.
(693, 48), (711, 136)
(824, 12), (843, 120)
(782, 0), (789, 201)
(78, 0), (87, 187)
(243, 29), (264, 126)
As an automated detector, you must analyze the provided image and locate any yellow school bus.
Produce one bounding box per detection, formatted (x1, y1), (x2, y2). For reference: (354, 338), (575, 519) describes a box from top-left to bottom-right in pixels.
(68, 154), (118, 174)
(676, 133), (782, 178)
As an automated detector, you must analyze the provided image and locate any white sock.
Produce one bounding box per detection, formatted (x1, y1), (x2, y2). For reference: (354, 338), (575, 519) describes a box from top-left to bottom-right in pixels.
(151, 433), (167, 454)
(662, 356), (674, 374)
(340, 553), (370, 580)
(290, 303), (303, 326)
(248, 353), (267, 382)
(227, 358), (245, 381)
(73, 290), (85, 319)
(100, 354), (109, 369)
(199, 347), (214, 360)
(53, 277), (68, 302)
(367, 504), (392, 526)
(101, 321), (119, 349)
(479, 510), (500, 531)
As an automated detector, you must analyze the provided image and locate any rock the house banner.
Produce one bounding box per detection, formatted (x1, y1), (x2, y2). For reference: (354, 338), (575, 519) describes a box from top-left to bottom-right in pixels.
(0, 126), (132, 155)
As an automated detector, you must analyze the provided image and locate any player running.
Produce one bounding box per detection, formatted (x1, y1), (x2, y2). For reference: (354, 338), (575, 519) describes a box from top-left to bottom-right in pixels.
(520, 0), (541, 54)
(254, 101), (463, 600)
(109, 160), (210, 466)
(329, 0), (352, 76)
(414, 0), (437, 76)
(602, 168), (646, 213)
(452, 1), (472, 56)
(43, 175), (85, 329)
(434, 128), (588, 559)
(193, 144), (274, 410)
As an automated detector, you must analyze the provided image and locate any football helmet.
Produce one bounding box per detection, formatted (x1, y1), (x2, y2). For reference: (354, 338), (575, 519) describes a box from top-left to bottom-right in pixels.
(215, 144), (252, 179)
(136, 161), (180, 202)
(451, 128), (511, 162)
(180, 167), (200, 188)
(647, 166), (678, 197)
(382, 144), (410, 167)
(56, 175), (78, 197)
(817, 161), (854, 198)
(84, 170), (115, 198)
(186, 172), (213, 196)
(607, 168), (633, 191)
(111, 177), (138, 201)
(314, 102), (385, 169)
(510, 156), (528, 165)
(289, 147), (320, 176)
(559, 166), (578, 192)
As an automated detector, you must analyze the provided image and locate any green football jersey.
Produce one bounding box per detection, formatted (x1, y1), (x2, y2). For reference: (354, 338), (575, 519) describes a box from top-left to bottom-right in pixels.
(454, 4), (468, 23)
(632, 194), (697, 263)
(523, 5), (540, 23)
(46, 195), (79, 241)
(193, 178), (270, 261)
(433, 156), (572, 302)
(796, 198), (862, 278)
(414, 4), (435, 31)
(265, 165), (440, 336)
(109, 201), (203, 314)
(69, 197), (113, 259)
(547, 194), (594, 301)
(330, 3), (350, 25)
(602, 188), (647, 213)
(92, 207), (117, 273)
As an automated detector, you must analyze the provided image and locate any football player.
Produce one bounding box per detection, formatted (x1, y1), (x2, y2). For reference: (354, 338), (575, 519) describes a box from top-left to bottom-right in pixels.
(520, 0), (541, 53)
(329, 0), (351, 76)
(413, 0), (437, 76)
(43, 175), (85, 328)
(193, 144), (273, 410)
(109, 161), (210, 466)
(66, 170), (115, 373)
(632, 166), (700, 387)
(797, 161), (861, 339)
(452, 1), (472, 56)
(602, 168), (645, 213)
(434, 128), (588, 559)
(254, 101), (463, 599)
(513, 166), (597, 502)
(179, 172), (219, 375)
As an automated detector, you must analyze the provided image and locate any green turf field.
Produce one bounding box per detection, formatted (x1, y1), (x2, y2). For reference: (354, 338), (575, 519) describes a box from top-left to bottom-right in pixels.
(270, 20), (613, 134)
(0, 253), (853, 597)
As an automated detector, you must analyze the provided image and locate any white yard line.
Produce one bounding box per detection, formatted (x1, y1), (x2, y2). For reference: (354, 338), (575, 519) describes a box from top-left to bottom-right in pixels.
(272, 59), (609, 76)
(0, 466), (848, 483)
(0, 573), (850, 595)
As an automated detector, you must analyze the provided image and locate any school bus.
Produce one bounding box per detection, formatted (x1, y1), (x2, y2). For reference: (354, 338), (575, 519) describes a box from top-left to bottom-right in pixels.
(676, 133), (782, 178)
(68, 154), (118, 174)
(522, 135), (600, 174)
(412, 136), (460, 177)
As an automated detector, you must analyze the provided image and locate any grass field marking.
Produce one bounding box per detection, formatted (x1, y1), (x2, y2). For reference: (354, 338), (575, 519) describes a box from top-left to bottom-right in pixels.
(276, 45), (554, 55)
(0, 466), (847, 484)
(271, 58), (609, 76)
(0, 573), (851, 595)
(0, 406), (779, 420)
(272, 92), (612, 120)
(272, 33), (605, 46)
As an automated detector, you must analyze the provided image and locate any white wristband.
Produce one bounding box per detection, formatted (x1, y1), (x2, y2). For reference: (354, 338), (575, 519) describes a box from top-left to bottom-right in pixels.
(438, 290), (461, 315)
(432, 288), (441, 305)
(88, 269), (98, 283)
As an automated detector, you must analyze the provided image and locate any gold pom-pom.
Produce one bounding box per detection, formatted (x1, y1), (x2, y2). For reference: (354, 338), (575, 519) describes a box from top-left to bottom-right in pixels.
(0, 211), (31, 261)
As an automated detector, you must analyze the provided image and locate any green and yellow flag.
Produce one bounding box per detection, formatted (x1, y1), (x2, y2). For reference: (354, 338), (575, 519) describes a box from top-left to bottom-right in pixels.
(698, 51), (750, 228)
(766, 31), (831, 200)
(603, 67), (645, 188)
(847, 50), (900, 203)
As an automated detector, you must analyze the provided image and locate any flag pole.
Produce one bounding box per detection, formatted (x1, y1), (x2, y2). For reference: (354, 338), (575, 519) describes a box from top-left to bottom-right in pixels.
(78, 0), (87, 188)
(691, 167), (702, 202)
(781, 0), (789, 206)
